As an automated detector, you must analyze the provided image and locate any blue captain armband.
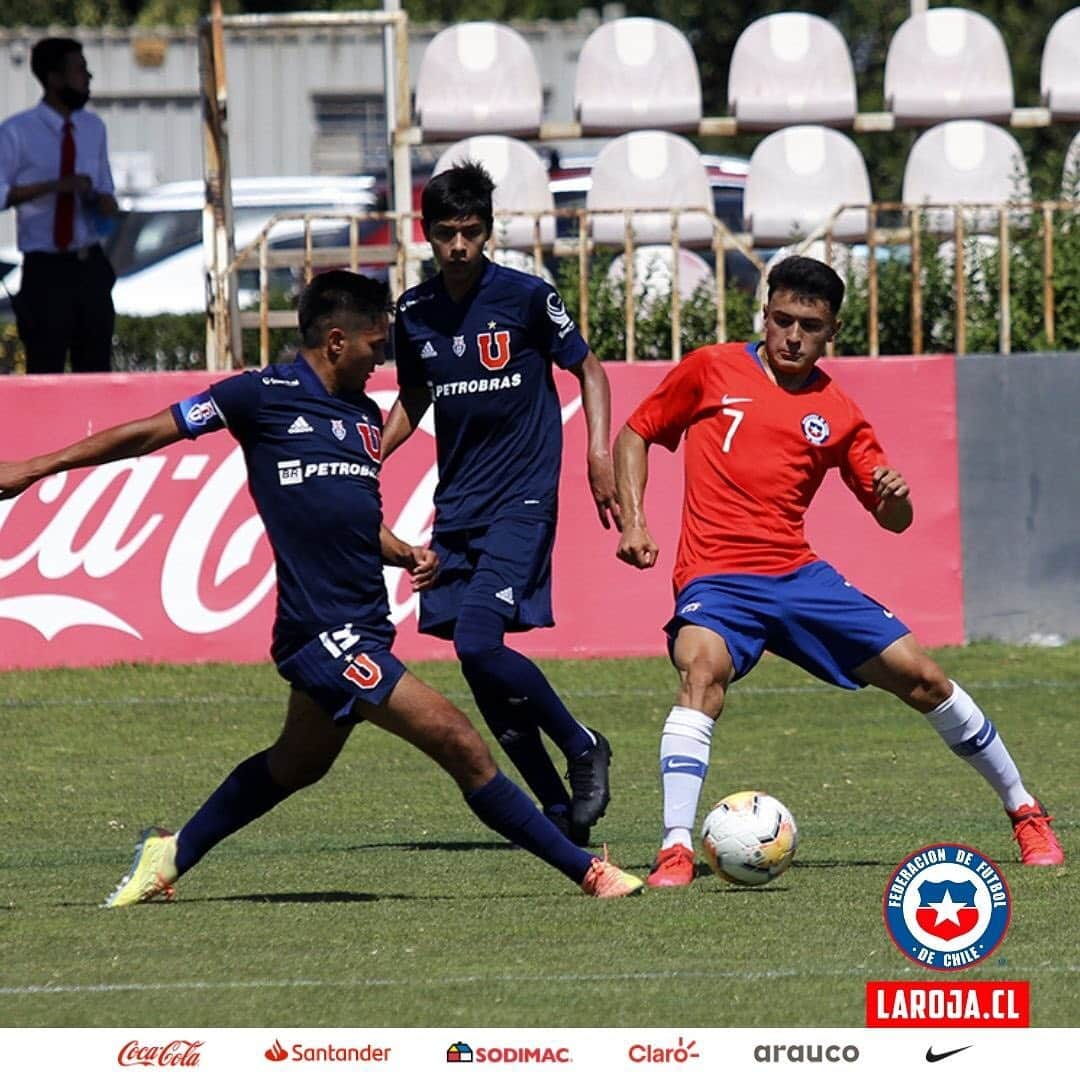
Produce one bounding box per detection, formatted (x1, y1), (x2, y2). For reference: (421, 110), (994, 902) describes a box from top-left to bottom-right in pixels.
(172, 391), (226, 439)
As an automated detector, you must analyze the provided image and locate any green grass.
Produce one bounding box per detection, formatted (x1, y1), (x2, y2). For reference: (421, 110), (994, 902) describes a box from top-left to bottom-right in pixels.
(1, 643), (1077, 1027)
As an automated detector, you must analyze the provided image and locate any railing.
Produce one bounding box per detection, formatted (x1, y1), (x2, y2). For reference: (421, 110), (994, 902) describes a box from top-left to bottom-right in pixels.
(227, 198), (1080, 367)
(803, 199), (1080, 356)
(229, 205), (766, 367)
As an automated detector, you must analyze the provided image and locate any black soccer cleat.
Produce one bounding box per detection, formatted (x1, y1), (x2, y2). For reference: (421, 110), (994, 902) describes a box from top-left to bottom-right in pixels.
(566, 729), (611, 832)
(546, 806), (591, 847)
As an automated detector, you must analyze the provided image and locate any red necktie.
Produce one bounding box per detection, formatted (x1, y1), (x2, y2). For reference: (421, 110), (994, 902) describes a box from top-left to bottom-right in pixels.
(53, 120), (75, 250)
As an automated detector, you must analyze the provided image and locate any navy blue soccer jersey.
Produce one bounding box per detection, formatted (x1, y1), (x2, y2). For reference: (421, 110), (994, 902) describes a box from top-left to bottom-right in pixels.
(172, 353), (391, 662)
(394, 259), (589, 530)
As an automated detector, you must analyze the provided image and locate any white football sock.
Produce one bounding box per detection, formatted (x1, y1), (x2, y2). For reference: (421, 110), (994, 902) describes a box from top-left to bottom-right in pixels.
(658, 706), (715, 850)
(925, 681), (1033, 812)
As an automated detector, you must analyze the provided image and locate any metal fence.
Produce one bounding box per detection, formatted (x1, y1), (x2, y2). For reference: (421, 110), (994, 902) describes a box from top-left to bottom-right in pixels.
(230, 198), (1080, 366)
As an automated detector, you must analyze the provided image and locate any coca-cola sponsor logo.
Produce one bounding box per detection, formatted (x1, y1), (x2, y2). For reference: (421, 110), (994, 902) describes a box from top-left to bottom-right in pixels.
(628, 1036), (700, 1064)
(117, 1039), (203, 1067)
(263, 1038), (391, 1063)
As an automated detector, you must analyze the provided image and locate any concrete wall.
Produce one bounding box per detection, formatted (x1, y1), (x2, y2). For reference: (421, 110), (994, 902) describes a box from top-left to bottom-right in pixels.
(958, 352), (1080, 643)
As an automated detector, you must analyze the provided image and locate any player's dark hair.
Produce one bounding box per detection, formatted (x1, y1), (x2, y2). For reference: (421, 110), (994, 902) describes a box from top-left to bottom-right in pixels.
(31, 38), (83, 87)
(767, 256), (846, 316)
(297, 271), (391, 348)
(421, 161), (495, 235)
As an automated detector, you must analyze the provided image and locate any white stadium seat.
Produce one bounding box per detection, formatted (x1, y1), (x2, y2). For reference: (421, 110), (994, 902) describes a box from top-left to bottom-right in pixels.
(586, 131), (714, 247)
(902, 121), (1030, 233)
(1041, 8), (1080, 122)
(432, 136), (555, 248)
(415, 23), (542, 138)
(728, 13), (857, 130)
(885, 8), (1013, 125)
(574, 17), (702, 134)
(743, 126), (871, 246)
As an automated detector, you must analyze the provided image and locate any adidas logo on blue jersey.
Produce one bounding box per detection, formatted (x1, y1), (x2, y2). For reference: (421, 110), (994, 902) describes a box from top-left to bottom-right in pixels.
(495, 586), (515, 605)
(420, 341), (437, 359)
(288, 416), (314, 434)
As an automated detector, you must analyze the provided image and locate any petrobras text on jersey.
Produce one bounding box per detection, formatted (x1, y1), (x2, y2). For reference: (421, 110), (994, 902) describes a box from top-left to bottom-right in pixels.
(276, 459), (380, 485)
(431, 372), (523, 399)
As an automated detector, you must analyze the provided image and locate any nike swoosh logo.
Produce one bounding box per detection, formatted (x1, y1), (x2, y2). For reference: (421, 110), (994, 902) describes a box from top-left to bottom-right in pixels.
(926, 1046), (972, 1063)
(721, 395), (753, 405)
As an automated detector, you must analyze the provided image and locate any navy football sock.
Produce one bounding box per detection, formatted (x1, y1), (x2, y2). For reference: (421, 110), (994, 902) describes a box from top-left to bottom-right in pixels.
(465, 770), (593, 883)
(465, 676), (571, 811)
(455, 605), (593, 759)
(174, 750), (291, 876)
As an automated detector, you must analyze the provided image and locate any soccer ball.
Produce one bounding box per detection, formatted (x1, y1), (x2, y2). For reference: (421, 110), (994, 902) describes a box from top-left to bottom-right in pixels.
(701, 790), (798, 886)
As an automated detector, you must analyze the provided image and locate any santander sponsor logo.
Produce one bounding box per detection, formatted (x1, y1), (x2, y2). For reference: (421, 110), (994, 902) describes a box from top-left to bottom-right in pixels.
(117, 1039), (203, 1067)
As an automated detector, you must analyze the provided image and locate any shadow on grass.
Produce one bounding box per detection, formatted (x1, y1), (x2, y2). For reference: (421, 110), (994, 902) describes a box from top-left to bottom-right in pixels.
(343, 839), (513, 853)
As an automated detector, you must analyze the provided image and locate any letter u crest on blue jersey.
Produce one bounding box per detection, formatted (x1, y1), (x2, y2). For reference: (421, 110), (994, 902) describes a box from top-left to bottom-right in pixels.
(477, 330), (511, 371)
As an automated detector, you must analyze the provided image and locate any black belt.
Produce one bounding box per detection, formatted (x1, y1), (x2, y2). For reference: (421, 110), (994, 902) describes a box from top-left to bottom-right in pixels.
(24, 244), (102, 262)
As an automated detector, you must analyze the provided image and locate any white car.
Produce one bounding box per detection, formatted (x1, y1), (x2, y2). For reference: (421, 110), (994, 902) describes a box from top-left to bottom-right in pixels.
(1, 176), (380, 318)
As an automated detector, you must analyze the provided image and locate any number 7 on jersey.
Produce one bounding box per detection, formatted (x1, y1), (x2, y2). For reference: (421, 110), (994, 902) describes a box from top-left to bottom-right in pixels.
(721, 406), (744, 453)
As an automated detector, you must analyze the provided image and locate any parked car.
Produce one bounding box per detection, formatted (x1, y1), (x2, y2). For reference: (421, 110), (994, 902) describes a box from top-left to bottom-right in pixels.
(545, 151), (759, 290)
(0, 176), (380, 318)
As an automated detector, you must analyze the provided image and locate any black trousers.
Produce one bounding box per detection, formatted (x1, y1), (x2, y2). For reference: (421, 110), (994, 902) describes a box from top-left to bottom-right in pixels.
(15, 245), (116, 374)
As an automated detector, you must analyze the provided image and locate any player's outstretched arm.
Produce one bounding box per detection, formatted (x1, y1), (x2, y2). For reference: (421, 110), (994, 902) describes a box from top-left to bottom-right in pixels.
(381, 385), (432, 460)
(871, 465), (914, 533)
(379, 523), (439, 591)
(613, 424), (659, 569)
(569, 351), (621, 531)
(0, 407), (183, 501)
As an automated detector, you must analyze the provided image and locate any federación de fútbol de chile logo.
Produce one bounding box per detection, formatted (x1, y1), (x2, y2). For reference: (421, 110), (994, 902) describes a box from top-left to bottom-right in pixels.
(884, 843), (1011, 971)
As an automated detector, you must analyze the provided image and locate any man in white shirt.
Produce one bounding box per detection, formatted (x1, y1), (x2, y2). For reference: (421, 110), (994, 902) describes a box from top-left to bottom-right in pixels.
(0, 37), (118, 373)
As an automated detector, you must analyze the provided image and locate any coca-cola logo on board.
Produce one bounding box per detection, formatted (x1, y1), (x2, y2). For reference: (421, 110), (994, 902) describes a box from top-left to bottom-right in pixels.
(0, 386), (582, 663)
(117, 1039), (204, 1067)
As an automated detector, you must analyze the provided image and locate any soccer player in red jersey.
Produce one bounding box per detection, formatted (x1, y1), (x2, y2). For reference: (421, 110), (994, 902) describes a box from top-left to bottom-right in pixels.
(613, 256), (1064, 885)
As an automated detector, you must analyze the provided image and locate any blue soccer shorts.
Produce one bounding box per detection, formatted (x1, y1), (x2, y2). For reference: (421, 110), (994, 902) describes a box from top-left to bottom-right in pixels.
(664, 559), (910, 690)
(276, 622), (407, 723)
(418, 516), (556, 639)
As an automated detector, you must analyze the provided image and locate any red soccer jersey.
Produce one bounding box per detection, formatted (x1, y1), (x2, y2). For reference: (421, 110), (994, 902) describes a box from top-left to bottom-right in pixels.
(626, 341), (888, 592)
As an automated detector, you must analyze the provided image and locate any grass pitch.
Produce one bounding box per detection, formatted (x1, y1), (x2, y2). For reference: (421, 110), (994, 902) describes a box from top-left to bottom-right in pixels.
(1, 643), (1076, 1027)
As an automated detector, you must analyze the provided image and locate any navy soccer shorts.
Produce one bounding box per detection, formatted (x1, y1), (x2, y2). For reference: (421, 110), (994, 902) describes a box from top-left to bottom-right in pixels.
(664, 559), (911, 690)
(418, 516), (556, 639)
(276, 623), (407, 722)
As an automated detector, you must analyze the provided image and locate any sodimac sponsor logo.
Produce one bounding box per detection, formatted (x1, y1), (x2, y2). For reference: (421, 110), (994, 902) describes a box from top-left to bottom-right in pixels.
(445, 1040), (572, 1064)
(117, 1039), (203, 1067)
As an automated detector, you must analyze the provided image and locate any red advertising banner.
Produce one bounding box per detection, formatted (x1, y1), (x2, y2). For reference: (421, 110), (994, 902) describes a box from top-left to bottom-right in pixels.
(866, 980), (1030, 1027)
(0, 357), (963, 670)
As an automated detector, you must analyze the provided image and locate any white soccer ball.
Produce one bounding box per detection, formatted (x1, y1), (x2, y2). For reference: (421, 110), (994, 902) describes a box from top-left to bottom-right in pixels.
(701, 790), (798, 886)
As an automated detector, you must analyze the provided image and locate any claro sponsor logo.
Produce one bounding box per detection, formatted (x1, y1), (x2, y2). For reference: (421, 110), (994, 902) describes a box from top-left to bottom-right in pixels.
(754, 1044), (860, 1064)
(117, 1039), (203, 1067)
(264, 1038), (391, 1063)
(628, 1036), (700, 1064)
